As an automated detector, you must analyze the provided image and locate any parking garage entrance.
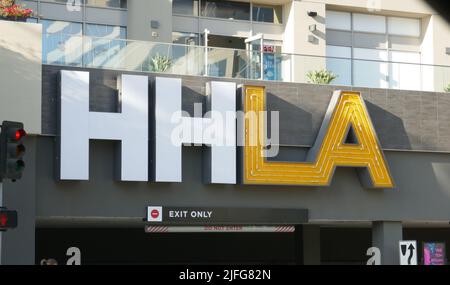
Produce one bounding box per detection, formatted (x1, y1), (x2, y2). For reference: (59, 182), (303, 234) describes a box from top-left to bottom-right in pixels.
(36, 226), (304, 265)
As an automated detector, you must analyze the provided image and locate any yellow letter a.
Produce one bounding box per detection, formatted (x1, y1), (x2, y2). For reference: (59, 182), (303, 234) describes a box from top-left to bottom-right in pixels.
(242, 86), (394, 189)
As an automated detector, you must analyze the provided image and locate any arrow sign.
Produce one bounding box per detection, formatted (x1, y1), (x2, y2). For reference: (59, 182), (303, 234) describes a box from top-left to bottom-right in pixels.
(399, 241), (417, 265)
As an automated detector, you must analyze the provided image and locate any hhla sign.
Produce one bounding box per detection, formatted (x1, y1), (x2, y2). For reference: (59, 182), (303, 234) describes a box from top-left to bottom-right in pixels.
(58, 70), (394, 188)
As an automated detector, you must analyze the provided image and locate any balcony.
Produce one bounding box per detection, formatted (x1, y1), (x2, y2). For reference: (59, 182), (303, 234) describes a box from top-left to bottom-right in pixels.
(42, 33), (450, 93)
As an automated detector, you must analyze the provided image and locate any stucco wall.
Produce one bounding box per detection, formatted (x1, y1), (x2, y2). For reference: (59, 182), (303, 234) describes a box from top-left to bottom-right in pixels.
(0, 20), (42, 135)
(283, 0), (450, 90)
(127, 0), (173, 42)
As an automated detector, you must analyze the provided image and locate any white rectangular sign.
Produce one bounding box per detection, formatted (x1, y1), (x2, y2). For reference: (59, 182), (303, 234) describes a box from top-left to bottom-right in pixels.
(147, 206), (163, 222)
(399, 240), (418, 265)
(144, 226), (295, 233)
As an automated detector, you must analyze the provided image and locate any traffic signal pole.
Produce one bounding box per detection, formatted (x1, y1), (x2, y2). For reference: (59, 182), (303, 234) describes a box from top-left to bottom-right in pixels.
(0, 121), (26, 265)
(0, 182), (3, 265)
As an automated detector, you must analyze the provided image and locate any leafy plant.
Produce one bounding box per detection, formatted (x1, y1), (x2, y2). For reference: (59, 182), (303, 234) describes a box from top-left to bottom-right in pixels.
(306, 69), (338, 85)
(149, 54), (172, 73)
(445, 84), (450, 93)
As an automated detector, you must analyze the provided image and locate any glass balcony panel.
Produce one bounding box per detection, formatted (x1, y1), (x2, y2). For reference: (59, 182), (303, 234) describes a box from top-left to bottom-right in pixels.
(41, 33), (450, 93)
(326, 57), (352, 86)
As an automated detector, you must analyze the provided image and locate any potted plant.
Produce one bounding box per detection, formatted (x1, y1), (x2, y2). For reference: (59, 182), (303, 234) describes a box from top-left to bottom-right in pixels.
(148, 54), (172, 73)
(306, 69), (338, 85)
(445, 84), (450, 93)
(0, 0), (33, 22)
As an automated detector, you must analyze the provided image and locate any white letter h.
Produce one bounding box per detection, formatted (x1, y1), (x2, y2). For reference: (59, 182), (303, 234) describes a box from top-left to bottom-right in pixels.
(59, 70), (148, 181)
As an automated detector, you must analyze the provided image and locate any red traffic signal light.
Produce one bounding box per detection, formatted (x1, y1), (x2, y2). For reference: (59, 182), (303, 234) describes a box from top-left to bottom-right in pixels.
(0, 209), (18, 230)
(14, 129), (26, 141)
(0, 121), (27, 182)
(0, 213), (7, 227)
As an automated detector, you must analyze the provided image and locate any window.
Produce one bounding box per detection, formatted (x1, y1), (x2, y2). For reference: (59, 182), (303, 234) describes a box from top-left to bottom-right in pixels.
(173, 1), (281, 24)
(26, 18), (39, 24)
(352, 48), (389, 88)
(84, 24), (126, 67)
(42, 0), (127, 8)
(171, 32), (203, 76)
(326, 11), (351, 31)
(388, 17), (421, 37)
(326, 11), (422, 90)
(85, 24), (126, 39)
(40, 18), (127, 67)
(326, 45), (352, 86)
(352, 13), (386, 33)
(42, 19), (82, 35)
(86, 0), (127, 9)
(389, 50), (422, 90)
(252, 5), (282, 24)
(173, 0), (199, 16)
(201, 0), (250, 21)
(41, 20), (83, 66)
(44, 0), (82, 4)
(172, 32), (200, 45)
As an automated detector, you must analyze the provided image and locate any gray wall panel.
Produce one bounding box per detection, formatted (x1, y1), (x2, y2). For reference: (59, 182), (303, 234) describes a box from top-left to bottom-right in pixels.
(33, 137), (450, 222)
(40, 2), (83, 22)
(85, 7), (127, 26)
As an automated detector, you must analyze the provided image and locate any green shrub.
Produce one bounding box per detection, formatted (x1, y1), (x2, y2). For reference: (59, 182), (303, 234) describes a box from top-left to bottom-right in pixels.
(306, 69), (338, 85)
(149, 54), (172, 73)
(445, 84), (450, 93)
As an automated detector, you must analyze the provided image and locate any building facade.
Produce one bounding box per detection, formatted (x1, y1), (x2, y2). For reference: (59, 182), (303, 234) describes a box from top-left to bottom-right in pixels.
(0, 0), (449, 265)
(17, 0), (450, 90)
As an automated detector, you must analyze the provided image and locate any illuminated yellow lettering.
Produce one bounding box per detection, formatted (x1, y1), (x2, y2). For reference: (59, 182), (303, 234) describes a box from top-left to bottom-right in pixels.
(242, 86), (394, 188)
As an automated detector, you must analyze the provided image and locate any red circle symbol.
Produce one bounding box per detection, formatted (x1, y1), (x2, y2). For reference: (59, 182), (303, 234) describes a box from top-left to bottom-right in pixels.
(151, 209), (160, 219)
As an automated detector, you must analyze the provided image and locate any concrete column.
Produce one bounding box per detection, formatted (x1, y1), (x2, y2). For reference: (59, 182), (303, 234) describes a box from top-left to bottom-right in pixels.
(302, 225), (321, 265)
(127, 0), (173, 42)
(372, 221), (403, 265)
(282, 0), (326, 83)
(0, 21), (42, 135)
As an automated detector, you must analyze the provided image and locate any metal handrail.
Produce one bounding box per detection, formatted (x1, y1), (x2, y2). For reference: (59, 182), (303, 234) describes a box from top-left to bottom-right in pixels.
(41, 32), (450, 93)
(42, 33), (450, 68)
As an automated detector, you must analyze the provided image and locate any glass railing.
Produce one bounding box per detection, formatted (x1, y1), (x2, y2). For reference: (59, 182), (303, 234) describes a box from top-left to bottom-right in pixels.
(42, 33), (450, 93)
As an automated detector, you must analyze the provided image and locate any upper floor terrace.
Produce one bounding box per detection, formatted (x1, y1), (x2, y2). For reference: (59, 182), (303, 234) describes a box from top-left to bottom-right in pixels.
(42, 32), (450, 93)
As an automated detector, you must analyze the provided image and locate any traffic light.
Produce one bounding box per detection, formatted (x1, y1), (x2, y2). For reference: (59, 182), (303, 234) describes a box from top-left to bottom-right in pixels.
(0, 208), (18, 231)
(0, 121), (27, 182)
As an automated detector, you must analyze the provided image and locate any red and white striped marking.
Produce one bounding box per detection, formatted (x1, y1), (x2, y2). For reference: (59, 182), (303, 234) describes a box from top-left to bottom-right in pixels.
(274, 226), (295, 233)
(145, 226), (169, 233)
(144, 226), (295, 233)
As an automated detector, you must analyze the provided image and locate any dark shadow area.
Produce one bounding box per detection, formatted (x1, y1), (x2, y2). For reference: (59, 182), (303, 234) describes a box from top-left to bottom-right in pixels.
(404, 228), (450, 264)
(266, 92), (313, 146)
(208, 34), (246, 50)
(322, 227), (450, 265)
(182, 86), (206, 117)
(424, 0), (450, 23)
(267, 146), (309, 163)
(343, 123), (359, 145)
(321, 227), (371, 265)
(89, 71), (119, 113)
(364, 101), (411, 149)
(312, 29), (326, 41)
(36, 228), (296, 265)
